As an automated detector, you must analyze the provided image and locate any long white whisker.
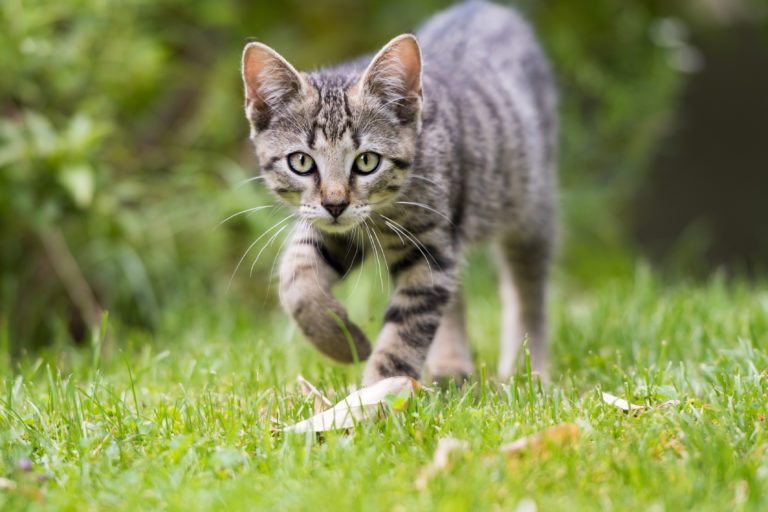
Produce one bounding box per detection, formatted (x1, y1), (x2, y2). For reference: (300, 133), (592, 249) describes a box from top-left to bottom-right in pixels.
(218, 205), (275, 227)
(395, 201), (452, 224)
(385, 220), (407, 247)
(410, 175), (440, 187)
(265, 220), (298, 304)
(378, 214), (432, 257)
(341, 226), (361, 280)
(227, 214), (293, 292)
(351, 224), (366, 295)
(363, 219), (384, 292)
(379, 214), (435, 285)
(368, 221), (390, 294)
(250, 223), (290, 277)
(234, 175), (267, 188)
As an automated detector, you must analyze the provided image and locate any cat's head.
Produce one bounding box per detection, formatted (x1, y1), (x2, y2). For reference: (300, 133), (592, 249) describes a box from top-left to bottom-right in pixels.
(241, 35), (423, 233)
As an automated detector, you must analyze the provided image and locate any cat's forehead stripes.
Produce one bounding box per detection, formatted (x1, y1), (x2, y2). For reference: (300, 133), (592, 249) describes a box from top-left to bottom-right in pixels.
(306, 73), (358, 148)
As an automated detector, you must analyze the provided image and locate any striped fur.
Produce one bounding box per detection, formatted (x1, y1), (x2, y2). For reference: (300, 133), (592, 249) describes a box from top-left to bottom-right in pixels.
(241, 1), (557, 384)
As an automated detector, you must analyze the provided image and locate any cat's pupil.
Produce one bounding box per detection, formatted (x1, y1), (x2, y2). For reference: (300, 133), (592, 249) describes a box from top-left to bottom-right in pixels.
(361, 154), (368, 165)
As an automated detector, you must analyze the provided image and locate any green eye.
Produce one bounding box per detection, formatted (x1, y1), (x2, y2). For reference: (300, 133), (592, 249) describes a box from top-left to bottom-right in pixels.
(353, 152), (381, 174)
(287, 152), (315, 175)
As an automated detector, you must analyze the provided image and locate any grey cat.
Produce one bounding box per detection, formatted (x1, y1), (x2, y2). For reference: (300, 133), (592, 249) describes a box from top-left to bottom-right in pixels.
(240, 0), (557, 385)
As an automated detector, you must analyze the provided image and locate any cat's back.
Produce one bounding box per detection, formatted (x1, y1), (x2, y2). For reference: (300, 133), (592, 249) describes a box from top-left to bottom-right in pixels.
(413, 1), (557, 242)
(418, 2), (534, 63)
(416, 0), (555, 142)
(417, 1), (550, 87)
(421, 1), (556, 145)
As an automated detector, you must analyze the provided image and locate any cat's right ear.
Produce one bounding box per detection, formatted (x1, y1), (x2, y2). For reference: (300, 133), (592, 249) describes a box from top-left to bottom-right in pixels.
(242, 42), (304, 129)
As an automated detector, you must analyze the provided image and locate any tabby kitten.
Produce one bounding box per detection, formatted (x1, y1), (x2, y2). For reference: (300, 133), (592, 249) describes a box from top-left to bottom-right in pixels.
(240, 1), (557, 385)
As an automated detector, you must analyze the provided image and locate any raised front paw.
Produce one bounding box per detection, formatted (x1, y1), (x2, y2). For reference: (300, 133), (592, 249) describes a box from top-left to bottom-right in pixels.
(294, 304), (372, 363)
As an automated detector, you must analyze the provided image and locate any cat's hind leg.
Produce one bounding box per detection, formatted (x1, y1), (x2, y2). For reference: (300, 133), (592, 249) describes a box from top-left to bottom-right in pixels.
(494, 232), (552, 380)
(426, 290), (474, 383)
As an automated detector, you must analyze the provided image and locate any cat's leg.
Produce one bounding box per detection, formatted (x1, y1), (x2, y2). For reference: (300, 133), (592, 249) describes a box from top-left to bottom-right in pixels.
(362, 254), (458, 386)
(495, 233), (552, 380)
(426, 290), (474, 382)
(279, 224), (371, 362)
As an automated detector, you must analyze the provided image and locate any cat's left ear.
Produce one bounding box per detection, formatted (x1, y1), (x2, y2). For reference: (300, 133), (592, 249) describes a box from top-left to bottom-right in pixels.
(354, 34), (423, 128)
(242, 42), (305, 130)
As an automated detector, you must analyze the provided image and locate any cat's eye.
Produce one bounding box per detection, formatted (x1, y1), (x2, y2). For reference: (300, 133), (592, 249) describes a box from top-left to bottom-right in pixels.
(287, 152), (315, 175)
(352, 152), (381, 175)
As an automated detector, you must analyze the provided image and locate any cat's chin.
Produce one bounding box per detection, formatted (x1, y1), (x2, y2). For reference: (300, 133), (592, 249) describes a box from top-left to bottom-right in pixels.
(312, 218), (360, 234)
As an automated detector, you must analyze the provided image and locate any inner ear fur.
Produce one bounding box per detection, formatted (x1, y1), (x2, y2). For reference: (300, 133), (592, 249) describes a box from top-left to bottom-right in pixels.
(355, 34), (423, 126)
(242, 42), (304, 128)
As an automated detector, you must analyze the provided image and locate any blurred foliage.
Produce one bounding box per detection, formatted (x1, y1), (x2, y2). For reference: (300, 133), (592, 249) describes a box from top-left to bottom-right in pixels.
(1, 0), (704, 349)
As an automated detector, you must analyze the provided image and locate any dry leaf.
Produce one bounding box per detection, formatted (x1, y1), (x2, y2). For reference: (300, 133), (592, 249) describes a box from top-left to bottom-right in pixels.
(0, 477), (44, 502)
(415, 437), (469, 489)
(282, 376), (428, 432)
(500, 423), (579, 458)
(601, 392), (680, 412)
(514, 498), (537, 512)
(601, 392), (645, 411)
(296, 374), (333, 415)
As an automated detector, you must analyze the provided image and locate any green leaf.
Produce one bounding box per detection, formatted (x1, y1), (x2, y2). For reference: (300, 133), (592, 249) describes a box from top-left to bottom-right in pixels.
(59, 163), (94, 208)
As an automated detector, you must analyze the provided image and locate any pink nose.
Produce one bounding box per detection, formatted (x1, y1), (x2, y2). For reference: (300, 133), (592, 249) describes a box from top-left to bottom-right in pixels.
(322, 200), (349, 218)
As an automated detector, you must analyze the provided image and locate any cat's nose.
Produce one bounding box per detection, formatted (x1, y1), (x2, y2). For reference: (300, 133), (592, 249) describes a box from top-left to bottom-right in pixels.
(322, 200), (349, 218)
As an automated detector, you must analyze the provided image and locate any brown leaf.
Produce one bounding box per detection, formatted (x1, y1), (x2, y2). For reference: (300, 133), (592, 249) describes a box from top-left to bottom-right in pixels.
(500, 423), (579, 459)
(415, 437), (469, 489)
(0, 477), (44, 502)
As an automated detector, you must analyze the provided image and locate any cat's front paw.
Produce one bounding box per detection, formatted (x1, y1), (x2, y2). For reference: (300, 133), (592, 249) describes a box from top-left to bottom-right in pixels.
(300, 317), (372, 363)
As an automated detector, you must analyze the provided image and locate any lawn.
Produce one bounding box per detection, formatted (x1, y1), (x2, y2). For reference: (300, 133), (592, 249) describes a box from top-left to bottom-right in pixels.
(2, 259), (767, 511)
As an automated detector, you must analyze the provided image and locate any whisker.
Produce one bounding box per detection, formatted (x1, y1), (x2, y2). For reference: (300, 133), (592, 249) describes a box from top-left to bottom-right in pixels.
(384, 219), (407, 247)
(234, 175), (267, 188)
(351, 224), (366, 295)
(395, 201), (453, 224)
(219, 205), (275, 227)
(368, 220), (390, 294)
(410, 175), (440, 187)
(378, 214), (432, 257)
(264, 221), (297, 305)
(378, 213), (436, 285)
(363, 219), (384, 292)
(227, 214), (294, 292)
(341, 227), (361, 280)
(250, 222), (290, 277)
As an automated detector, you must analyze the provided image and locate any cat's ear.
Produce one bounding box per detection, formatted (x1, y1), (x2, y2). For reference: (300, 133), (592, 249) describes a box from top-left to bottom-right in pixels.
(355, 34), (423, 127)
(242, 42), (304, 128)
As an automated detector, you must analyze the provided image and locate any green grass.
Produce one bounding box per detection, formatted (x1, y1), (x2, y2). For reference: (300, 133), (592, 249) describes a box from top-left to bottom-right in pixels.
(2, 260), (768, 511)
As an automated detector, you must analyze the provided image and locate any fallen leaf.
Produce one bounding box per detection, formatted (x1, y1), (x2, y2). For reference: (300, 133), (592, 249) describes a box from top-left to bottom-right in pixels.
(514, 498), (537, 512)
(0, 477), (44, 502)
(601, 392), (680, 412)
(415, 437), (469, 489)
(296, 374), (333, 415)
(282, 376), (428, 432)
(601, 392), (645, 411)
(500, 423), (579, 458)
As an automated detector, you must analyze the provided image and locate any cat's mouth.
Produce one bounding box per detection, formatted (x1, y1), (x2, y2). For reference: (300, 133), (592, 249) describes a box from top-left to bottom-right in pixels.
(312, 216), (361, 234)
